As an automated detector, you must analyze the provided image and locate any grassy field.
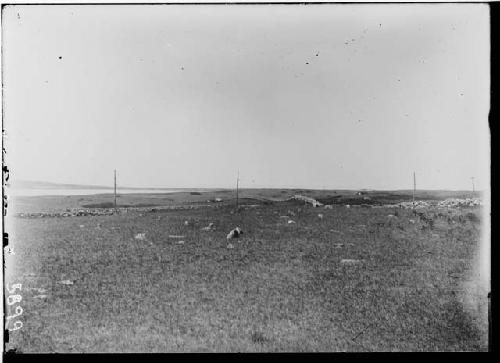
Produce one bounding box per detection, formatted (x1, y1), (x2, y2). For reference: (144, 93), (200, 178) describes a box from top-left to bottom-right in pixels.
(4, 189), (488, 352)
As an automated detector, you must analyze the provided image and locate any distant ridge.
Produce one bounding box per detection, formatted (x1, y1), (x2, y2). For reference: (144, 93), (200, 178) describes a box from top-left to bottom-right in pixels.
(9, 180), (180, 191)
(7, 180), (481, 193)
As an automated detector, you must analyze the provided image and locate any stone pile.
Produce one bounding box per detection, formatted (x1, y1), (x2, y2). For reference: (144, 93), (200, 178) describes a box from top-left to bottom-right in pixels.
(380, 197), (482, 209)
(17, 208), (117, 218)
(437, 198), (482, 208)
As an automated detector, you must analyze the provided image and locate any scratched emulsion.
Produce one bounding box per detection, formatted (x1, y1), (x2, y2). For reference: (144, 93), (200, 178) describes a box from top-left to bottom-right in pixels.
(457, 191), (491, 348)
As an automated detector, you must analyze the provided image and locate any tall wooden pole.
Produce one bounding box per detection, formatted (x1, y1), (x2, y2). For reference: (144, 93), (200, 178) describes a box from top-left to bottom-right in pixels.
(236, 170), (239, 210)
(114, 169), (117, 211)
(412, 171), (416, 209)
(471, 177), (475, 193)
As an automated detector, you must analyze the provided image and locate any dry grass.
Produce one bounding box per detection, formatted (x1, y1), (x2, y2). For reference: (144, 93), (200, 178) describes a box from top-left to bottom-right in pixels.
(4, 191), (487, 352)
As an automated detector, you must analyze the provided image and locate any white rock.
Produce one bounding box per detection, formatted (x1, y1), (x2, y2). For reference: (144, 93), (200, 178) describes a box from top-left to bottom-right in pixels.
(227, 227), (243, 240)
(135, 233), (146, 241)
(201, 222), (215, 231)
(58, 280), (74, 285)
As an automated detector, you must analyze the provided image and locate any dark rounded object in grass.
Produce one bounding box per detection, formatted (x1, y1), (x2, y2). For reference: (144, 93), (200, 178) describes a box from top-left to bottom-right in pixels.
(466, 212), (480, 223)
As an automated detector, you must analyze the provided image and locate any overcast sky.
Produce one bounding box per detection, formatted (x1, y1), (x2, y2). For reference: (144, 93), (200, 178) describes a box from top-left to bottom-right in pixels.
(2, 4), (490, 190)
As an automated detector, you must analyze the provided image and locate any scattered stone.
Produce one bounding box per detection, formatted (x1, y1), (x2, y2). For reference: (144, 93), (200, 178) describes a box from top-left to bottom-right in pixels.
(79, 225), (84, 228)
(34, 294), (48, 299)
(437, 198), (482, 208)
(385, 201), (431, 209)
(169, 235), (186, 239)
(227, 243), (234, 249)
(324, 205), (333, 209)
(409, 219), (415, 224)
(333, 243), (344, 248)
(318, 213), (324, 219)
(289, 195), (323, 207)
(184, 220), (189, 226)
(346, 205), (351, 208)
(288, 220), (296, 224)
(177, 240), (185, 245)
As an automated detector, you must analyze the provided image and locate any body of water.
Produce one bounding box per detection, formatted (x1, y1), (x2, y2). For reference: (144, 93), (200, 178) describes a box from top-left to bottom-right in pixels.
(7, 188), (180, 197)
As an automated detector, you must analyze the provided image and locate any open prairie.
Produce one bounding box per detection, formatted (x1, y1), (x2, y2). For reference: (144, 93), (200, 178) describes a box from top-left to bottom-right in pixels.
(4, 189), (487, 352)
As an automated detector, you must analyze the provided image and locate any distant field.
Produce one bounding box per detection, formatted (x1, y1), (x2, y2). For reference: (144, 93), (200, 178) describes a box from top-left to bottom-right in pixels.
(8, 188), (482, 213)
(4, 190), (488, 352)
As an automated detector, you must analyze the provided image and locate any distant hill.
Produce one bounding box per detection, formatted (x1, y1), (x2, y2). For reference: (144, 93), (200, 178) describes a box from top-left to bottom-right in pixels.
(8, 180), (207, 191)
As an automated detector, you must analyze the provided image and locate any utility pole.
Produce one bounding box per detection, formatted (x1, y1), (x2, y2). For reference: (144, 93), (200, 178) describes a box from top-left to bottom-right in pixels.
(236, 169), (239, 211)
(114, 169), (117, 211)
(412, 171), (416, 209)
(471, 177), (475, 193)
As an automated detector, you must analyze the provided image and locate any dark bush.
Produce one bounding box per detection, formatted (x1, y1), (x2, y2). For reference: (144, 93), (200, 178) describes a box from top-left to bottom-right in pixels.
(82, 202), (115, 208)
(466, 212), (480, 223)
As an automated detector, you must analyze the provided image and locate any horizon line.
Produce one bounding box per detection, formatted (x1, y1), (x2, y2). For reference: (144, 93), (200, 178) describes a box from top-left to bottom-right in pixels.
(9, 179), (483, 193)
